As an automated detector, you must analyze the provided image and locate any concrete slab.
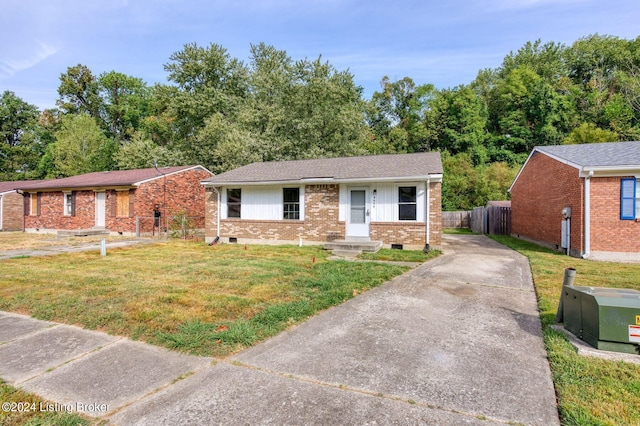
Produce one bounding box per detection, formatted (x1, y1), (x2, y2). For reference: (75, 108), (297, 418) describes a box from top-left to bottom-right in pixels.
(552, 325), (640, 365)
(232, 235), (559, 426)
(21, 339), (212, 415)
(111, 362), (498, 426)
(0, 311), (53, 342)
(0, 324), (118, 384)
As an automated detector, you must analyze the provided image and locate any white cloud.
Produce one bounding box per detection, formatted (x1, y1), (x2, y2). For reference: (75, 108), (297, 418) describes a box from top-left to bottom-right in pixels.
(0, 42), (58, 79)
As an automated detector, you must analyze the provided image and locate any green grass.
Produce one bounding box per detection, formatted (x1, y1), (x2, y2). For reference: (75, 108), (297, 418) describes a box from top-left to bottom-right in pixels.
(443, 227), (476, 235)
(489, 235), (640, 426)
(0, 241), (409, 357)
(0, 380), (95, 426)
(358, 248), (440, 263)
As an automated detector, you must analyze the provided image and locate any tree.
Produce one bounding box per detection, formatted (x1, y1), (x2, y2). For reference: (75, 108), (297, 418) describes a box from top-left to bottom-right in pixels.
(153, 43), (249, 164)
(0, 91), (46, 179)
(367, 76), (434, 153)
(52, 114), (115, 176)
(563, 123), (618, 144)
(57, 65), (102, 118)
(98, 71), (150, 141)
(114, 132), (185, 170)
(424, 85), (488, 162)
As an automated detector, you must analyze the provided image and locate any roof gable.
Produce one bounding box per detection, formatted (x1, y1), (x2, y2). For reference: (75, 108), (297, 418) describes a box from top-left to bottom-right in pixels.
(202, 152), (443, 186)
(510, 141), (640, 192)
(17, 166), (211, 191)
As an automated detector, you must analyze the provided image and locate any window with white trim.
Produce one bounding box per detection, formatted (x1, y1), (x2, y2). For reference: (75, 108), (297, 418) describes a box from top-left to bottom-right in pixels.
(64, 192), (74, 216)
(283, 188), (300, 220)
(227, 188), (241, 218)
(398, 186), (417, 221)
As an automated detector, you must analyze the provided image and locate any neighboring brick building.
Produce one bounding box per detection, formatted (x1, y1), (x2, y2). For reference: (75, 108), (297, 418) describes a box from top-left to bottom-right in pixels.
(201, 152), (443, 250)
(0, 180), (49, 231)
(18, 166), (212, 236)
(510, 141), (640, 259)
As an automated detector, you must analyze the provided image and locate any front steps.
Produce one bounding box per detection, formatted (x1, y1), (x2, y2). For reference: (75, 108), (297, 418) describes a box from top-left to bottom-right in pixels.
(323, 239), (382, 258)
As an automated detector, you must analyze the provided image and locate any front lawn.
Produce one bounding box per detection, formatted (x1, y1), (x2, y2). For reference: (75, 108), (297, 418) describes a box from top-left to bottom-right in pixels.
(0, 241), (408, 357)
(0, 232), (137, 252)
(490, 235), (640, 426)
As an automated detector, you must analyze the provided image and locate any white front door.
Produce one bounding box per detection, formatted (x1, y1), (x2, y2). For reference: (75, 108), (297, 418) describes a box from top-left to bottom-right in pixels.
(346, 187), (370, 238)
(95, 192), (106, 228)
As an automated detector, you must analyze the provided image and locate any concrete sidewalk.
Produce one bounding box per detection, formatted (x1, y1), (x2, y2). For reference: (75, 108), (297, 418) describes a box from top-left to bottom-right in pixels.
(0, 239), (157, 260)
(0, 234), (559, 425)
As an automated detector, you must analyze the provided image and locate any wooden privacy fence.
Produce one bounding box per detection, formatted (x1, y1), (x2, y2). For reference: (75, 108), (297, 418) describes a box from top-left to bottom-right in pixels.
(442, 211), (471, 228)
(470, 206), (511, 235)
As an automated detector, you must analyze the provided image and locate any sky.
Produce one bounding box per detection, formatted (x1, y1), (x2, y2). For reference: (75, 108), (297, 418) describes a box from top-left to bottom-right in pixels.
(1, 0), (639, 110)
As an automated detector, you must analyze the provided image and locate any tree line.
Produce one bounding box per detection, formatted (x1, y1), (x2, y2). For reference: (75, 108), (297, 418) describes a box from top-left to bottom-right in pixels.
(1, 34), (639, 210)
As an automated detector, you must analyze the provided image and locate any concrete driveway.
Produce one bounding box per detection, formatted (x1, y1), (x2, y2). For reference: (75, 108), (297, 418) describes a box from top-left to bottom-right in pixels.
(1, 234), (559, 425)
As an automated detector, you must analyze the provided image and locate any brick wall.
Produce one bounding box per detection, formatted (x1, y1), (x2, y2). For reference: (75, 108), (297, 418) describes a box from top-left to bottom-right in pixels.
(511, 152), (583, 253)
(429, 180), (442, 248)
(590, 177), (640, 252)
(25, 168), (211, 234)
(205, 182), (443, 248)
(1, 192), (26, 231)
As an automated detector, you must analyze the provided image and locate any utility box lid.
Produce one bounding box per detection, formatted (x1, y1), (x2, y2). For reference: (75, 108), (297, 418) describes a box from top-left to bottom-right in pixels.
(562, 286), (640, 354)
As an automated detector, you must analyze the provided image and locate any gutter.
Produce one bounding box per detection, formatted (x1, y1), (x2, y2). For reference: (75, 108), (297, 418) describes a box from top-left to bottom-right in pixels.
(201, 174), (444, 187)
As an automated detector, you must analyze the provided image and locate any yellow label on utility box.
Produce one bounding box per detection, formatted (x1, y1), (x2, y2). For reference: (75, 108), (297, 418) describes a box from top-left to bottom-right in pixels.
(636, 315), (640, 325)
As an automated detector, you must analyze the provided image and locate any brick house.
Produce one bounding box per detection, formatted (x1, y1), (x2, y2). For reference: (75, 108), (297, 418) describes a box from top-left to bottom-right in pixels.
(18, 166), (212, 235)
(509, 141), (640, 260)
(1, 182), (31, 231)
(200, 152), (443, 250)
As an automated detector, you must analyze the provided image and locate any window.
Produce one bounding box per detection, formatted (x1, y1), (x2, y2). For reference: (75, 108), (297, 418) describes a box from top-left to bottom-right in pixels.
(63, 192), (74, 216)
(227, 188), (241, 218)
(621, 178), (637, 220)
(116, 191), (129, 217)
(398, 186), (417, 221)
(283, 188), (300, 220)
(30, 193), (38, 216)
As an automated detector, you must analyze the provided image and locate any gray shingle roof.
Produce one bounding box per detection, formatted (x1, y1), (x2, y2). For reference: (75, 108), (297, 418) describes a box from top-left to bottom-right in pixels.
(16, 166), (208, 191)
(536, 141), (640, 167)
(202, 152), (443, 185)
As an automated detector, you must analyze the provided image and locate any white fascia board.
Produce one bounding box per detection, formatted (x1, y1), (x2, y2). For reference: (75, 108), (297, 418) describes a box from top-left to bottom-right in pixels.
(579, 166), (640, 178)
(202, 175), (442, 187)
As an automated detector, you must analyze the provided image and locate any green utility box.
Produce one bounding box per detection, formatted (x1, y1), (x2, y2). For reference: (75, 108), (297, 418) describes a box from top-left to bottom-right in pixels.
(563, 286), (640, 354)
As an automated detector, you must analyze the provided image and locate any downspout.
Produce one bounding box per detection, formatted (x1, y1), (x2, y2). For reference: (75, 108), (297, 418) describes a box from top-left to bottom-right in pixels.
(424, 179), (430, 253)
(582, 171), (593, 258)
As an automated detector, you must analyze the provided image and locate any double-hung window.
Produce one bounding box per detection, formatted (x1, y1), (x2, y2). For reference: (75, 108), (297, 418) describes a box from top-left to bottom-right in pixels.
(621, 178), (638, 220)
(398, 186), (417, 221)
(227, 189), (241, 218)
(283, 188), (300, 220)
(63, 192), (74, 216)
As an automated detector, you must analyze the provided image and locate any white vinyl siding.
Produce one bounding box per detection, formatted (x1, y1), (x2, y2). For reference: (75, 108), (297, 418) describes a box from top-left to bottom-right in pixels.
(345, 182), (425, 223)
(221, 186), (304, 220)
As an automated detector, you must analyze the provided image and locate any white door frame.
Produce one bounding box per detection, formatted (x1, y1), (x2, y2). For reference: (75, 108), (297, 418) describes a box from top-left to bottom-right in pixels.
(346, 186), (370, 238)
(95, 192), (106, 228)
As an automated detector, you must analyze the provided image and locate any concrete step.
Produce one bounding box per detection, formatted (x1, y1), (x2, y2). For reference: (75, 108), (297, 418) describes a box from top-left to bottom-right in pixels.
(57, 228), (110, 237)
(331, 249), (362, 258)
(323, 240), (382, 253)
